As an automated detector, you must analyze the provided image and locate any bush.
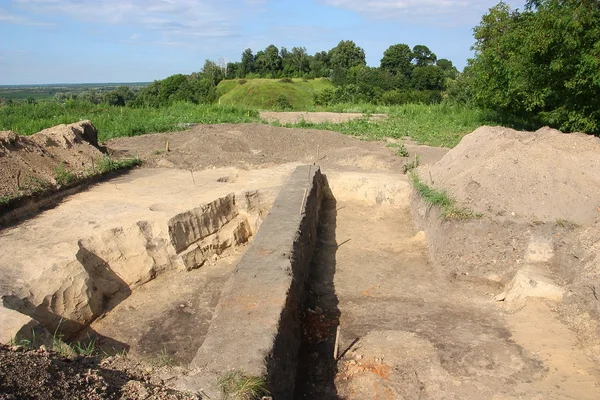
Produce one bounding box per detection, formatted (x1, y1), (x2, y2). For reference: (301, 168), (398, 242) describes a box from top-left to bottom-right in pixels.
(274, 94), (293, 110)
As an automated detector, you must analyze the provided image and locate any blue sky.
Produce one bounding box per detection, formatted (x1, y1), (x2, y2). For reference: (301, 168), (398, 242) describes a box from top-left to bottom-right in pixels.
(0, 0), (525, 84)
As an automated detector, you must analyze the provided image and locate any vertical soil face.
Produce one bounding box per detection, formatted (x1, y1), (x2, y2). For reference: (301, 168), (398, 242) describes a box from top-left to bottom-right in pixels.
(294, 196), (340, 399)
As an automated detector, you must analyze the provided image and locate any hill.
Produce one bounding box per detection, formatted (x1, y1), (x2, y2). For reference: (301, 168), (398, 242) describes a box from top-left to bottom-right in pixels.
(216, 78), (333, 110)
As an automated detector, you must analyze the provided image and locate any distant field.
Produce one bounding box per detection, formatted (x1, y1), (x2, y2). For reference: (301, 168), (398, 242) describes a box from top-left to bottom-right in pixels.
(0, 82), (150, 102)
(0, 101), (259, 141)
(217, 78), (333, 110)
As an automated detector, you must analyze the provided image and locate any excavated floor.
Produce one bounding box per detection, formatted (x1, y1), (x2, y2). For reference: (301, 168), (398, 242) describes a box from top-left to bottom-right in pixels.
(0, 164), (298, 351)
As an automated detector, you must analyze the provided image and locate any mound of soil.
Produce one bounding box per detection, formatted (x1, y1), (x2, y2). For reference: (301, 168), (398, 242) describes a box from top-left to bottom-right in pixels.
(419, 126), (600, 224)
(0, 121), (103, 199)
(0, 345), (197, 399)
(106, 123), (404, 172)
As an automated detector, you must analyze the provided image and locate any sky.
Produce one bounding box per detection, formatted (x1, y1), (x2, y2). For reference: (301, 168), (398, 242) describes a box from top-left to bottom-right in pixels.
(0, 0), (525, 85)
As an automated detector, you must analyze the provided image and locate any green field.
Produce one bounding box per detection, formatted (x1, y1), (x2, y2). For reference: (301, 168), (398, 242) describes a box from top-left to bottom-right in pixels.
(217, 78), (333, 110)
(0, 102), (259, 141)
(0, 82), (150, 102)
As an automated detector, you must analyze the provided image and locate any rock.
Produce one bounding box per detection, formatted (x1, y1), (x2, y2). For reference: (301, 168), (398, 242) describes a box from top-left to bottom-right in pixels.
(495, 266), (565, 306)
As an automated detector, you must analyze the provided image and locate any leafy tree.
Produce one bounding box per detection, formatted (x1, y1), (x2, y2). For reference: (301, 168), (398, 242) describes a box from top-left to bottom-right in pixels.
(329, 40), (366, 70)
(412, 45), (437, 66)
(255, 45), (283, 77)
(411, 65), (446, 91)
(309, 51), (330, 78)
(436, 58), (458, 79)
(240, 48), (255, 77)
(380, 43), (413, 79)
(226, 62), (240, 79)
(469, 0), (600, 132)
(104, 86), (136, 106)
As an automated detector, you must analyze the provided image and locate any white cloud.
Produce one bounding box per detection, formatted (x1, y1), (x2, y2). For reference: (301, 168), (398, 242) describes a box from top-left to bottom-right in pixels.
(12, 0), (244, 41)
(0, 8), (53, 25)
(320, 0), (523, 26)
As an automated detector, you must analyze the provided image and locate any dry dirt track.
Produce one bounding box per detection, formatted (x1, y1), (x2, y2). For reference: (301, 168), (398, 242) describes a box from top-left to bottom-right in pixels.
(1, 114), (600, 399)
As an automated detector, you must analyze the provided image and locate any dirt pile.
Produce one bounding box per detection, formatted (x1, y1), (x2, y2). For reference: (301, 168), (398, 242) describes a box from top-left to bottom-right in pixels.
(419, 126), (600, 224)
(0, 344), (198, 399)
(106, 123), (404, 172)
(0, 121), (103, 199)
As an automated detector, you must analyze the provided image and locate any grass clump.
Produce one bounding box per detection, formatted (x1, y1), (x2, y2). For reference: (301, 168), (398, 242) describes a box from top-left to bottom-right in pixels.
(54, 162), (76, 186)
(153, 348), (175, 367)
(386, 142), (409, 157)
(410, 172), (481, 220)
(556, 218), (580, 229)
(218, 370), (270, 400)
(96, 156), (141, 174)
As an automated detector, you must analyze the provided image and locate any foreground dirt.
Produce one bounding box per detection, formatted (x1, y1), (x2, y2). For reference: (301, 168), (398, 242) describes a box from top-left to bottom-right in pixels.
(0, 344), (198, 399)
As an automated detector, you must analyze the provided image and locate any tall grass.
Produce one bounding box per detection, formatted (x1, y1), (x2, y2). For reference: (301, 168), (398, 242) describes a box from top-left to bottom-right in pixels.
(276, 102), (492, 148)
(0, 101), (260, 141)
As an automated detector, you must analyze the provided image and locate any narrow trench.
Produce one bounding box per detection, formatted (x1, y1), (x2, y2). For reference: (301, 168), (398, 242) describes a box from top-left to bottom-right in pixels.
(294, 196), (341, 399)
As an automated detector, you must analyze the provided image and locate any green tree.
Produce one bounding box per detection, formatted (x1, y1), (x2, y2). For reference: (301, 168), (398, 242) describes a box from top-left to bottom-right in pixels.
(329, 40), (366, 71)
(436, 59), (458, 79)
(411, 65), (446, 91)
(255, 45), (282, 77)
(412, 45), (437, 66)
(103, 86), (136, 106)
(380, 43), (413, 80)
(240, 48), (255, 77)
(469, 0), (600, 132)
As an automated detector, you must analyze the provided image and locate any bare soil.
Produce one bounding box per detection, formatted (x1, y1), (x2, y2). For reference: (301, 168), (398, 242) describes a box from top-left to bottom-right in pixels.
(2, 114), (600, 399)
(259, 111), (387, 125)
(105, 123), (404, 172)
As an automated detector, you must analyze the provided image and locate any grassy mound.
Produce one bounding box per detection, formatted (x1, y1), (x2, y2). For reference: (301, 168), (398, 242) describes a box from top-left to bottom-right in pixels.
(216, 78), (333, 110)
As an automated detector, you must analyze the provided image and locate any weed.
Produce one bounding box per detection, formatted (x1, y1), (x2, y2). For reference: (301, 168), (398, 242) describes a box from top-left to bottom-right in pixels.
(218, 370), (270, 400)
(96, 156), (141, 174)
(403, 154), (421, 173)
(54, 162), (76, 186)
(278, 78), (294, 84)
(238, 79), (248, 85)
(556, 218), (579, 229)
(72, 336), (97, 356)
(0, 194), (14, 206)
(153, 348), (175, 367)
(410, 172), (481, 220)
(19, 174), (52, 192)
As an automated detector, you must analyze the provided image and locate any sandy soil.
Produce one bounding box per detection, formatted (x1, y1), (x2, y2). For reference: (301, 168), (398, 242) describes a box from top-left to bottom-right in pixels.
(259, 111), (387, 125)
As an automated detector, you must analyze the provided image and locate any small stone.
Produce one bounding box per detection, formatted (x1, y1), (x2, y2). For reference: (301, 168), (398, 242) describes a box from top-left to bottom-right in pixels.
(314, 306), (323, 315)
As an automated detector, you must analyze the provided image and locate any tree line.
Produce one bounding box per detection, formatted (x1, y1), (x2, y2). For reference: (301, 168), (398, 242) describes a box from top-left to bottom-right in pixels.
(37, 41), (458, 109)
(465, 0), (600, 133)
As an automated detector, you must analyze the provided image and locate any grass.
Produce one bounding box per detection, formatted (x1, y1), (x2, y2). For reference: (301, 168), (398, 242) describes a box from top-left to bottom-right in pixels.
(218, 370), (270, 400)
(410, 172), (481, 220)
(387, 142), (409, 157)
(54, 162), (76, 186)
(274, 102), (491, 148)
(556, 218), (580, 229)
(217, 78), (333, 111)
(0, 101), (260, 141)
